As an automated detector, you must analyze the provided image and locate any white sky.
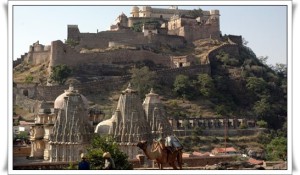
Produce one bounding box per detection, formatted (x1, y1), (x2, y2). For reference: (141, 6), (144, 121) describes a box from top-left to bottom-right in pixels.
(12, 2), (287, 66)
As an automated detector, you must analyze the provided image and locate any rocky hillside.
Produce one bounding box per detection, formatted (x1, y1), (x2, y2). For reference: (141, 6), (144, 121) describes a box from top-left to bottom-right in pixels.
(13, 37), (287, 130)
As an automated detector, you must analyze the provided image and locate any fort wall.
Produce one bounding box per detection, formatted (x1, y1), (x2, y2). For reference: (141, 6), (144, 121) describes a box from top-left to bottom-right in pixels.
(169, 24), (221, 41)
(15, 94), (41, 114)
(207, 43), (240, 62)
(72, 29), (186, 51)
(28, 51), (50, 65)
(13, 56), (25, 68)
(49, 40), (172, 69)
(227, 35), (243, 45)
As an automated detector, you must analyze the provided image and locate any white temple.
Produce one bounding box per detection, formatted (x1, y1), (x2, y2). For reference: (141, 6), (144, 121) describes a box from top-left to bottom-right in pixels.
(95, 84), (173, 158)
(29, 85), (93, 162)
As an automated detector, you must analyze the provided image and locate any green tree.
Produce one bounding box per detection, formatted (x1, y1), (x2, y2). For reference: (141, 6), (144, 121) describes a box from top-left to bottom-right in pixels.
(173, 74), (195, 99)
(253, 97), (271, 117)
(258, 56), (268, 65)
(216, 51), (230, 66)
(15, 131), (29, 140)
(273, 63), (287, 78)
(197, 73), (215, 97)
(266, 137), (287, 161)
(131, 21), (143, 32)
(256, 120), (268, 128)
(86, 135), (133, 170)
(64, 39), (79, 47)
(129, 66), (155, 98)
(246, 77), (268, 95)
(215, 104), (230, 116)
(50, 64), (72, 85)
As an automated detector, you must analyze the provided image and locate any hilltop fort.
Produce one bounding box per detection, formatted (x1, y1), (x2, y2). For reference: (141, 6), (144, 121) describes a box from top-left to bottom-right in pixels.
(14, 6), (224, 75)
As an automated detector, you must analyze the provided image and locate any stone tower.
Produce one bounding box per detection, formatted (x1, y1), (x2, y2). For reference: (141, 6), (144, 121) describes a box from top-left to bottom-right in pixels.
(29, 101), (56, 160)
(143, 88), (173, 139)
(95, 84), (152, 158)
(49, 85), (92, 162)
(131, 6), (139, 17)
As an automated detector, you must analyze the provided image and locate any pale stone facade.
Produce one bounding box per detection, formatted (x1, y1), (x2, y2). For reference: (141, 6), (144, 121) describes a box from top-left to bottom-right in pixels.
(142, 88), (173, 138)
(95, 85), (173, 158)
(29, 85), (93, 162)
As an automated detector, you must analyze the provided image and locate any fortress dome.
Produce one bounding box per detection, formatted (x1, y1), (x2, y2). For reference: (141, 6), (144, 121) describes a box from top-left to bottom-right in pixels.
(54, 85), (89, 110)
(132, 6), (139, 12)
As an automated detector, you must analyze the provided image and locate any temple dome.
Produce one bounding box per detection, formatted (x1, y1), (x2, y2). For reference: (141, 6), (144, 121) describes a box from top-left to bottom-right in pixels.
(142, 88), (161, 105)
(54, 85), (89, 109)
(94, 115), (116, 134)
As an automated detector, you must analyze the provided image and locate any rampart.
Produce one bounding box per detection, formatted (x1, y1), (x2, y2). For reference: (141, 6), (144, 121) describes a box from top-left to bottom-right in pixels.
(207, 43), (240, 62)
(14, 42), (51, 67)
(13, 55), (25, 68)
(49, 40), (173, 69)
(168, 25), (220, 41)
(69, 28), (186, 51)
(15, 93), (41, 114)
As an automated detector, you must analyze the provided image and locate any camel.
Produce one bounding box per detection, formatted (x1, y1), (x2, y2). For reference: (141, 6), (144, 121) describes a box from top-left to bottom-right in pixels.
(137, 140), (183, 170)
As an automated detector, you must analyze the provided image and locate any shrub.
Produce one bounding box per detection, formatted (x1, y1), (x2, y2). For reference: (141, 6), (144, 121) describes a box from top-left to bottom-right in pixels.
(25, 75), (34, 83)
(86, 135), (133, 170)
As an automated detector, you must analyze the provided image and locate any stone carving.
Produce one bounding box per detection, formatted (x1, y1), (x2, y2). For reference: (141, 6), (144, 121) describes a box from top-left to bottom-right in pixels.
(29, 85), (93, 162)
(49, 84), (92, 162)
(95, 85), (173, 158)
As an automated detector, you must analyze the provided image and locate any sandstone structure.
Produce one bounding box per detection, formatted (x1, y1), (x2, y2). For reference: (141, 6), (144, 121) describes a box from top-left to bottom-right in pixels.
(95, 85), (173, 158)
(142, 88), (173, 138)
(14, 6), (221, 73)
(29, 85), (93, 162)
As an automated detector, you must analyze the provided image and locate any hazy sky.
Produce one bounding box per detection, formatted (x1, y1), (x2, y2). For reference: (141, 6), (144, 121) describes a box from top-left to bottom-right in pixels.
(12, 4), (287, 66)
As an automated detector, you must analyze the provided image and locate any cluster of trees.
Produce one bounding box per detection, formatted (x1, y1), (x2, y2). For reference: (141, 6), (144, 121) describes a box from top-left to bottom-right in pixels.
(49, 64), (72, 85)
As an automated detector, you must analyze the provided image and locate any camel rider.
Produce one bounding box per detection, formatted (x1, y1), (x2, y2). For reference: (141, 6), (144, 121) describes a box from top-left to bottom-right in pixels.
(103, 152), (116, 170)
(165, 135), (183, 153)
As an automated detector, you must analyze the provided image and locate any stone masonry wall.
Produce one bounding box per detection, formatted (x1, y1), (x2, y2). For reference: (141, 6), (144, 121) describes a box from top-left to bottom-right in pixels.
(72, 29), (186, 51)
(168, 23), (220, 42)
(15, 94), (41, 114)
(183, 25), (221, 41)
(49, 40), (172, 68)
(207, 43), (240, 62)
